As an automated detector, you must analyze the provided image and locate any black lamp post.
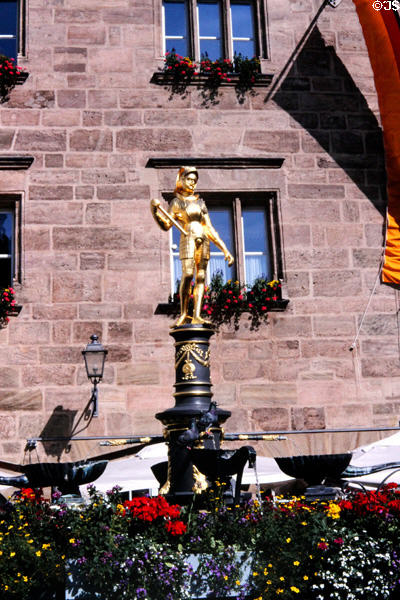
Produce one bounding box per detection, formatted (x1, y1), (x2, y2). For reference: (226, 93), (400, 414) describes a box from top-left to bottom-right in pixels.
(82, 334), (108, 417)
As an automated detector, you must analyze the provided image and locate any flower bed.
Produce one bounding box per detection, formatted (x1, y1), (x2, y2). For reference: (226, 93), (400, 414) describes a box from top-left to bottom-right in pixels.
(1, 484), (400, 599)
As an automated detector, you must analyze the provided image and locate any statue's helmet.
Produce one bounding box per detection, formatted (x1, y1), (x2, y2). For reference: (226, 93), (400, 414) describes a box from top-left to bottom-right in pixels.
(175, 166), (198, 193)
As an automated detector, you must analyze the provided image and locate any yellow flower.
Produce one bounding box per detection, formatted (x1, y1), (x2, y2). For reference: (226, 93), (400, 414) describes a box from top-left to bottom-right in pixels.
(17, 573), (21, 578)
(0, 551), (2, 556)
(23, 576), (28, 582)
(286, 537), (291, 543)
(303, 576), (309, 581)
(27, 540), (33, 544)
(279, 577), (285, 581)
(290, 586), (300, 593)
(253, 572), (258, 577)
(236, 580), (241, 586)
(326, 502), (341, 519)
(266, 580), (272, 585)
(69, 538), (75, 544)
(268, 563), (272, 568)
(36, 551), (41, 557)
(293, 561), (300, 566)
(42, 543), (51, 550)
(301, 521), (307, 526)
(10, 552), (15, 557)
(224, 575), (228, 580)
(276, 589), (284, 594)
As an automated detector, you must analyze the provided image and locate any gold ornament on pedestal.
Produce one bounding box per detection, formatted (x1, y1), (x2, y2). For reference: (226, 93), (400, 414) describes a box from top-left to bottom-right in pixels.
(151, 166), (234, 326)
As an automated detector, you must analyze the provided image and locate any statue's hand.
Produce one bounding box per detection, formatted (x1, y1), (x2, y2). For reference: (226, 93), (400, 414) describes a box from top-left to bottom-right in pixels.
(151, 198), (160, 209)
(225, 252), (234, 267)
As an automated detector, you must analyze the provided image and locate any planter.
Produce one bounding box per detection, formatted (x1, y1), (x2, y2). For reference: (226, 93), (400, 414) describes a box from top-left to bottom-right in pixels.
(65, 552), (254, 599)
(187, 552), (253, 599)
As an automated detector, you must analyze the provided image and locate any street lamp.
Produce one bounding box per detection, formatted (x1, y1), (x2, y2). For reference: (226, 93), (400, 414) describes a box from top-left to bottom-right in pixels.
(82, 334), (108, 417)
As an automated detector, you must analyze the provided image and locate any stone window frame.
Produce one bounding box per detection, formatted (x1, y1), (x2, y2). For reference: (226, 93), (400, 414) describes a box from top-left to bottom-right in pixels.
(163, 190), (283, 293)
(0, 193), (22, 287)
(161, 0), (269, 62)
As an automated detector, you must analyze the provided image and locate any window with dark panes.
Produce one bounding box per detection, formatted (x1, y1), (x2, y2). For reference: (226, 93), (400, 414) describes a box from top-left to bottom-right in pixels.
(169, 192), (280, 292)
(0, 196), (20, 287)
(0, 0), (19, 59)
(197, 1), (223, 60)
(163, 0), (190, 57)
(162, 0), (267, 61)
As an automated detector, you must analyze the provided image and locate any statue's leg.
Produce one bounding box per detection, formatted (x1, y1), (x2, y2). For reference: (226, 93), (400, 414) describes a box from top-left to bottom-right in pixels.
(175, 260), (194, 326)
(192, 256), (211, 325)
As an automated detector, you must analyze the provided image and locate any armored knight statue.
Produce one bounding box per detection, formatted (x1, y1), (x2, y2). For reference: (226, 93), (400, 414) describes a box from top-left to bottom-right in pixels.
(151, 166), (234, 326)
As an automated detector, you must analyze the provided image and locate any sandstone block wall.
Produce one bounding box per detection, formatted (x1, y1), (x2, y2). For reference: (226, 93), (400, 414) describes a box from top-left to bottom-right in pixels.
(0, 0), (396, 463)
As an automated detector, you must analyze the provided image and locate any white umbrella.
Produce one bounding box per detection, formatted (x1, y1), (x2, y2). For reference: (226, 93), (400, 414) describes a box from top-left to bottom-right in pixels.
(79, 444), (293, 497)
(344, 432), (400, 489)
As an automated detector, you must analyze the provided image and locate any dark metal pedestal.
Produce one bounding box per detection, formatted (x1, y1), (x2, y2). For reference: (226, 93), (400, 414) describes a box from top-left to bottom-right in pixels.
(155, 324), (254, 505)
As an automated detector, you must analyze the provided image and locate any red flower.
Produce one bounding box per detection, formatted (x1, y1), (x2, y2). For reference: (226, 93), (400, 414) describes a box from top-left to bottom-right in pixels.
(318, 542), (328, 550)
(165, 520), (187, 535)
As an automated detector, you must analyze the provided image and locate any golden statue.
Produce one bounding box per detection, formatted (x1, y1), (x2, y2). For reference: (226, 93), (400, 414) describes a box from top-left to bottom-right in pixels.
(151, 166), (234, 326)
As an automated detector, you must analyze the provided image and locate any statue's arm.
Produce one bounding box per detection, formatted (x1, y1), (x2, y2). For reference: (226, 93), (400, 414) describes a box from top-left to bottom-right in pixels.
(150, 198), (173, 231)
(203, 213), (234, 266)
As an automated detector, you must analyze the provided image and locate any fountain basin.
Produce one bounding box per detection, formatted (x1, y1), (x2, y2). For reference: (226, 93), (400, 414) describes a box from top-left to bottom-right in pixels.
(275, 453), (352, 486)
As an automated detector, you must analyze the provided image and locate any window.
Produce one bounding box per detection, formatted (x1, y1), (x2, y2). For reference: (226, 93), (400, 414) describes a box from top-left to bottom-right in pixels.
(162, 0), (267, 61)
(0, 0), (25, 60)
(0, 196), (21, 288)
(168, 192), (281, 292)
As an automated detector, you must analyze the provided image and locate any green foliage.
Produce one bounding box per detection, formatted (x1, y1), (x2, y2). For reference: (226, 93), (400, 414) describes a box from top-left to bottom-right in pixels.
(233, 54), (261, 91)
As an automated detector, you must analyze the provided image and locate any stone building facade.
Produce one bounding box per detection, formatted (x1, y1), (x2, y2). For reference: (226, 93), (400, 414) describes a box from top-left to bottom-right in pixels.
(0, 0), (396, 464)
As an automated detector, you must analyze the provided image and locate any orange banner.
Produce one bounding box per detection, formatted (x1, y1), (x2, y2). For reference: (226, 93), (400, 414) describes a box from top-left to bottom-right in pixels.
(352, 1), (400, 284)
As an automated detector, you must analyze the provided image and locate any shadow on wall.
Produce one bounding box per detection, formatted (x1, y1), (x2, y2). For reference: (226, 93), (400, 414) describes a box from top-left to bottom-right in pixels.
(272, 26), (387, 217)
(38, 406), (78, 460)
